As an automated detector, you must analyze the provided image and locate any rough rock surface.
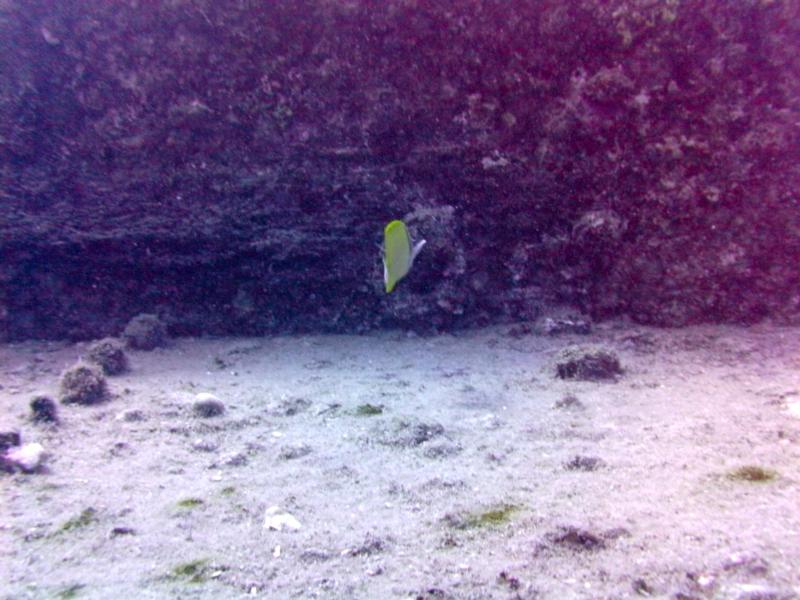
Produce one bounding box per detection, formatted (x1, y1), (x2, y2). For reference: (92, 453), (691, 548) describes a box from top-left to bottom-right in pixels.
(58, 363), (108, 405)
(1, 0), (798, 340)
(87, 337), (128, 374)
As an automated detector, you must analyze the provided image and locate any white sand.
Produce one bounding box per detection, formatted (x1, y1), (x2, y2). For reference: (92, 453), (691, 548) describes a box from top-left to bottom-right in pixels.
(2, 321), (799, 599)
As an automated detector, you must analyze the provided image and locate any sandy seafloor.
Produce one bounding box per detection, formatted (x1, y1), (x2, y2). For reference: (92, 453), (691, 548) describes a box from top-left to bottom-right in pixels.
(1, 320), (800, 600)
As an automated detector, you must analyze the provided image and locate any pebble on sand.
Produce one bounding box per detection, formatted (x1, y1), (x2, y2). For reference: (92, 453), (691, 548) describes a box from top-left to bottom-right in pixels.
(263, 506), (302, 531)
(786, 401), (800, 419)
(555, 346), (623, 381)
(30, 395), (58, 423)
(564, 455), (606, 471)
(278, 443), (312, 460)
(192, 438), (219, 452)
(0, 430), (21, 453)
(538, 316), (592, 335)
(372, 417), (446, 448)
(554, 394), (585, 410)
(6, 443), (46, 473)
(115, 408), (146, 422)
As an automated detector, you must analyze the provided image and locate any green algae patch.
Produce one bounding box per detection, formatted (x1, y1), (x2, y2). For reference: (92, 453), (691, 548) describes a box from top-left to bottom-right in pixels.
(58, 508), (97, 533)
(220, 486), (236, 496)
(171, 559), (211, 583)
(467, 504), (520, 528)
(355, 403), (384, 416)
(56, 584), (85, 598)
(177, 497), (205, 509)
(446, 504), (521, 530)
(727, 465), (778, 483)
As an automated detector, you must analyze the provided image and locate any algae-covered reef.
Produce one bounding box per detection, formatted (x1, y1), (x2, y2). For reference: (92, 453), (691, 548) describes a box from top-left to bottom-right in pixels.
(1, 0), (798, 340)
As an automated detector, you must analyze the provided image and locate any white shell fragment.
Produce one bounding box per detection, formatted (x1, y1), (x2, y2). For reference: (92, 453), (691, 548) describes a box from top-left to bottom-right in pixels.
(787, 401), (800, 419)
(7, 443), (46, 473)
(262, 506), (301, 531)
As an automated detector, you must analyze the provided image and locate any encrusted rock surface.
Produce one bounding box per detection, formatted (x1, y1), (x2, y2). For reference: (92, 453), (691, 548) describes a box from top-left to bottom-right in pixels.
(1, 1), (798, 340)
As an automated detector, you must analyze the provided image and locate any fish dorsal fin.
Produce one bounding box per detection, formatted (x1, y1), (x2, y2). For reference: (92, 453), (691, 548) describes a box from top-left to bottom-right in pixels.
(410, 239), (427, 266)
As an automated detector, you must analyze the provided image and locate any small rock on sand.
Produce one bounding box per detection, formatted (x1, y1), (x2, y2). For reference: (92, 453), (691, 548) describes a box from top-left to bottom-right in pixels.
(5, 443), (46, 473)
(263, 506), (301, 531)
(30, 395), (58, 423)
(122, 313), (167, 351)
(0, 430), (21, 453)
(193, 393), (225, 417)
(555, 346), (623, 381)
(59, 363), (108, 405)
(87, 337), (129, 375)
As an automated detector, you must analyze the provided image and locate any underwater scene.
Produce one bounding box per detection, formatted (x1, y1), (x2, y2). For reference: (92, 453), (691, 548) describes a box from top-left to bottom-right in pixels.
(1, 1), (799, 598)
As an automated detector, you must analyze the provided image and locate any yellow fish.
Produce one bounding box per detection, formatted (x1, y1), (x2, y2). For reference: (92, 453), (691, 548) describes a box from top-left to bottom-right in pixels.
(383, 220), (426, 293)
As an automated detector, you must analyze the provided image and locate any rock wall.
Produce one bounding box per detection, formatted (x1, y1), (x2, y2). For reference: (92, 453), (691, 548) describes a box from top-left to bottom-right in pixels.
(1, 0), (799, 340)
